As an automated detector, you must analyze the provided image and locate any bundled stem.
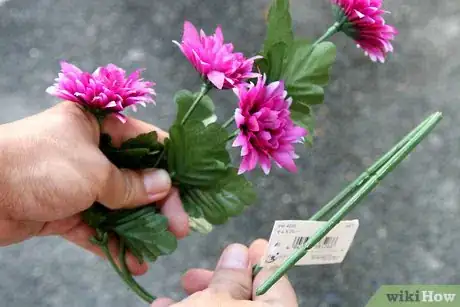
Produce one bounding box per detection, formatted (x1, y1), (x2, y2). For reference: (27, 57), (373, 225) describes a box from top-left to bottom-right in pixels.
(118, 240), (156, 303)
(94, 233), (155, 303)
(254, 112), (443, 296)
(310, 113), (438, 221)
(93, 82), (216, 304)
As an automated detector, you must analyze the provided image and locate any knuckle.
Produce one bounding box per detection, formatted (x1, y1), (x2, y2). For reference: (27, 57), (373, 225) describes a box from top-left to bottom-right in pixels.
(230, 280), (252, 298)
(98, 164), (119, 208)
(119, 169), (137, 206)
(210, 270), (252, 299)
(100, 161), (115, 188)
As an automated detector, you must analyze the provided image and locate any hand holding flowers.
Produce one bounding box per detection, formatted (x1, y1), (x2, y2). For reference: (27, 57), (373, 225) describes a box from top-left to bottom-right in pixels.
(0, 101), (187, 276)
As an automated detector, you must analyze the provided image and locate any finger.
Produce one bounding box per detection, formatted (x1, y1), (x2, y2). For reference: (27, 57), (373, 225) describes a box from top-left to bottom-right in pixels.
(97, 165), (171, 209)
(159, 188), (190, 238)
(61, 221), (148, 276)
(208, 244), (252, 300)
(150, 298), (176, 307)
(250, 240), (297, 306)
(181, 269), (214, 295)
(102, 115), (168, 147)
(249, 239), (269, 267)
(253, 269), (297, 306)
(0, 220), (42, 246)
(37, 215), (82, 236)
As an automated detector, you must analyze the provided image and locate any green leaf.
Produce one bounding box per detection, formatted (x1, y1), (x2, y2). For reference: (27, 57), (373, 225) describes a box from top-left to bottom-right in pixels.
(255, 57), (269, 76)
(282, 40), (337, 105)
(167, 120), (231, 188)
(112, 210), (177, 262)
(175, 90), (217, 126)
(107, 207), (177, 262)
(120, 131), (163, 151)
(188, 217), (213, 234)
(82, 204), (108, 229)
(265, 42), (288, 82)
(258, 40), (335, 145)
(82, 205), (178, 262)
(100, 132), (165, 169)
(181, 169), (257, 224)
(264, 0), (294, 54)
(258, 0), (293, 81)
(290, 103), (315, 146)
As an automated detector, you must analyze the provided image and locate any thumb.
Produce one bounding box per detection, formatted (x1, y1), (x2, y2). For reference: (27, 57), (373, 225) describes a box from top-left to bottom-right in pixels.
(208, 244), (252, 300)
(150, 298), (175, 307)
(250, 240), (298, 306)
(97, 165), (172, 209)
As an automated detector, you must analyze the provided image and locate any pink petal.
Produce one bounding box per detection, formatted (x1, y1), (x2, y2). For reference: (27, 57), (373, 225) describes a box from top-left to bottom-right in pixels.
(259, 153), (271, 175)
(114, 113), (127, 123)
(45, 86), (57, 95)
(47, 62), (155, 119)
(215, 25), (224, 43)
(238, 150), (258, 174)
(272, 151), (297, 173)
(60, 61), (82, 74)
(104, 101), (118, 108)
(238, 155), (251, 174)
(265, 80), (282, 99)
(183, 21), (200, 43)
(232, 133), (246, 148)
(354, 9), (365, 18)
(207, 71), (226, 89)
(247, 116), (260, 131)
(174, 21), (257, 90)
(334, 0), (397, 63)
(235, 109), (245, 127)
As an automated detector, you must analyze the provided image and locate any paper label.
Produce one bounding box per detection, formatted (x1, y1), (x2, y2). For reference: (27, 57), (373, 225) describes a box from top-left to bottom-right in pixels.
(263, 220), (359, 266)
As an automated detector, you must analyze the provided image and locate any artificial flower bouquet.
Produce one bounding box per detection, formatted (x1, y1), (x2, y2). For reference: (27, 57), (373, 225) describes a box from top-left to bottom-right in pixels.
(46, 0), (441, 303)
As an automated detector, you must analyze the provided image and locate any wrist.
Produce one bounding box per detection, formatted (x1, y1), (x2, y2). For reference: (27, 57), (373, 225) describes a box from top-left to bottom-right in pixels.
(0, 123), (19, 218)
(0, 127), (8, 216)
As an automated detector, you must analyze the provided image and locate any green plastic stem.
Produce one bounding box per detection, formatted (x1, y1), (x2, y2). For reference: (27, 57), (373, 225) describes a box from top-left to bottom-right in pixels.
(181, 83), (212, 126)
(223, 115), (235, 129)
(226, 129), (239, 142)
(251, 113), (437, 276)
(255, 112), (442, 296)
(118, 240), (156, 303)
(309, 113), (437, 221)
(312, 22), (341, 47)
(98, 237), (154, 303)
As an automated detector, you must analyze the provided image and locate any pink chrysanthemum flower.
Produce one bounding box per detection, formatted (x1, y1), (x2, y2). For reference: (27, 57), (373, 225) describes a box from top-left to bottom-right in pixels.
(332, 0), (398, 63)
(233, 76), (307, 175)
(46, 62), (156, 122)
(173, 21), (261, 90)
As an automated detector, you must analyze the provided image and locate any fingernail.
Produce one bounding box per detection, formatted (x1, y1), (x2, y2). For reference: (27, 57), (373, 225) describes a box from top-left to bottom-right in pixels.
(143, 169), (171, 198)
(217, 244), (249, 269)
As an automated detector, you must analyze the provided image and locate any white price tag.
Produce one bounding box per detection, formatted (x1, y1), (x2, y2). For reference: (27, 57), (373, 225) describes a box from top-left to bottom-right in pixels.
(263, 220), (359, 266)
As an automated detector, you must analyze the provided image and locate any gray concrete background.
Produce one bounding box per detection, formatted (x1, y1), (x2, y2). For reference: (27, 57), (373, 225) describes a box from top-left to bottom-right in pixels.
(0, 0), (459, 306)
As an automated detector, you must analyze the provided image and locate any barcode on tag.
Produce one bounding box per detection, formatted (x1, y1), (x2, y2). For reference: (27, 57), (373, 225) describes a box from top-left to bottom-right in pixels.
(263, 220), (359, 266)
(292, 236), (339, 249)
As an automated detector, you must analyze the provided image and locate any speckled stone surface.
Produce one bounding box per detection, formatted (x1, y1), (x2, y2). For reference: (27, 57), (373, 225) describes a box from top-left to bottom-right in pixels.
(0, 0), (459, 306)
